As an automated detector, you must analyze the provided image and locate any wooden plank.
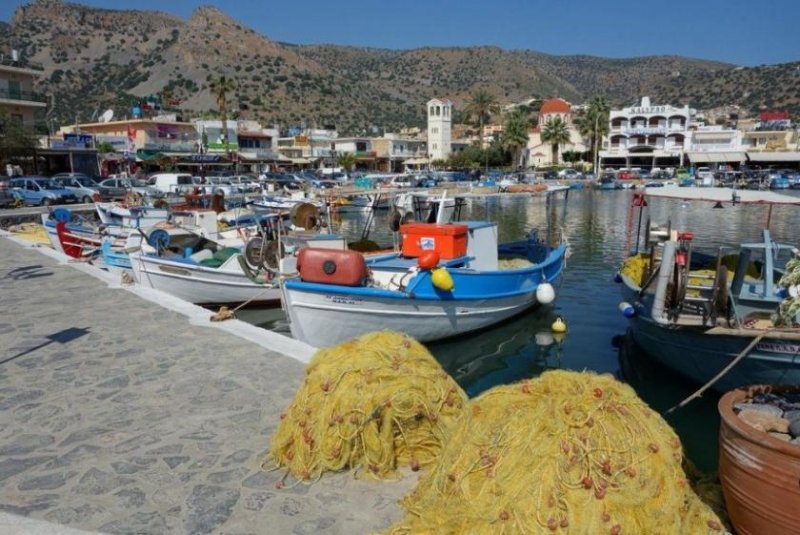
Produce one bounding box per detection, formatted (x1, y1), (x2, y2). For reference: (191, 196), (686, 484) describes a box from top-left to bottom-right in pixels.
(705, 326), (800, 340)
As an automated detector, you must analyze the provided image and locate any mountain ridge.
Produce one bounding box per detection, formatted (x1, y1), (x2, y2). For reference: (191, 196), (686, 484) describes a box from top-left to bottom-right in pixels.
(2, 0), (798, 134)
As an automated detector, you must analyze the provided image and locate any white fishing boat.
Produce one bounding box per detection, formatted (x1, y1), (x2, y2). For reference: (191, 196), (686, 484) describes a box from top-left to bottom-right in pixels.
(282, 220), (567, 348)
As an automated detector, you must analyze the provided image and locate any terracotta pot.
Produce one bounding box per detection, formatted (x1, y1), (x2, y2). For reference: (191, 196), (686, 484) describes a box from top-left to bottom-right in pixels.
(718, 385), (800, 535)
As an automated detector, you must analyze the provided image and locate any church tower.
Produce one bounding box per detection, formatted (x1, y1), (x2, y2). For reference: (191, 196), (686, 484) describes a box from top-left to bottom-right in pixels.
(427, 98), (452, 161)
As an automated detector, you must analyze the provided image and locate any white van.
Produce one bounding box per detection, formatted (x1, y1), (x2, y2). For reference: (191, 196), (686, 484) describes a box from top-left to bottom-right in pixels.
(147, 173), (195, 194)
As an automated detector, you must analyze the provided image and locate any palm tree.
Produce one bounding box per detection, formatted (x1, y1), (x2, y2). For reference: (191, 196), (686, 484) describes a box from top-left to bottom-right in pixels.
(208, 75), (237, 151)
(576, 95), (610, 169)
(337, 152), (357, 172)
(501, 109), (530, 170)
(464, 89), (500, 149)
(540, 116), (571, 166)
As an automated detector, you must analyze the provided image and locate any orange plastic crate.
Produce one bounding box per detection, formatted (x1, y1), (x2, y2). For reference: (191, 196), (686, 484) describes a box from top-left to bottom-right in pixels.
(400, 223), (468, 259)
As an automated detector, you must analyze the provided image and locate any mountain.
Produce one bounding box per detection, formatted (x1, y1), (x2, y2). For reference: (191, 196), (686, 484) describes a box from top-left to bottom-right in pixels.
(2, 0), (798, 135)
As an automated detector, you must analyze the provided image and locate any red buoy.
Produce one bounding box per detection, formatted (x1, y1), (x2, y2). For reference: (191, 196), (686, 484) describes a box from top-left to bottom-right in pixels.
(418, 250), (440, 270)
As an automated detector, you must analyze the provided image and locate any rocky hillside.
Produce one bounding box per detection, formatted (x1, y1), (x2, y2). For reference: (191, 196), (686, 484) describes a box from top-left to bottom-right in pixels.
(2, 0), (798, 134)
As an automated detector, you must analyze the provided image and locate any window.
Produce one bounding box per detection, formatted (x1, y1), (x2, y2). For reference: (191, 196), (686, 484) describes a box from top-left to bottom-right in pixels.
(432, 127), (438, 134)
(436, 106), (440, 116)
(8, 80), (21, 99)
(429, 106), (434, 115)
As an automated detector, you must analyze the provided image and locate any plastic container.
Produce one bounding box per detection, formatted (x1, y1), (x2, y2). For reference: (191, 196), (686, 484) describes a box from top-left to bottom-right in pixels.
(401, 223), (468, 259)
(718, 385), (800, 535)
(297, 248), (368, 287)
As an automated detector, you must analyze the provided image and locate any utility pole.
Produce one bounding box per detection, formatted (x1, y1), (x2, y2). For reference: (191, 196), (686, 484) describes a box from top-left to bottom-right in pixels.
(594, 113), (601, 176)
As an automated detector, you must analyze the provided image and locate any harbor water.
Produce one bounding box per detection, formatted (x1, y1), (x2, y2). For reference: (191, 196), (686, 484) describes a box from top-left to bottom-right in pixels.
(240, 188), (800, 473)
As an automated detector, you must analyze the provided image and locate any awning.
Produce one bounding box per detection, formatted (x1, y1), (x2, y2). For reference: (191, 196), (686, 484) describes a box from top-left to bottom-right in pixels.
(238, 151), (284, 162)
(747, 151), (800, 162)
(686, 152), (746, 163)
(288, 157), (311, 164)
(404, 157), (430, 165)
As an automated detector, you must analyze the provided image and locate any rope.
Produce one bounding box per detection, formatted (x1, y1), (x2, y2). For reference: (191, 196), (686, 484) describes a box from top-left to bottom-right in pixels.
(664, 333), (766, 415)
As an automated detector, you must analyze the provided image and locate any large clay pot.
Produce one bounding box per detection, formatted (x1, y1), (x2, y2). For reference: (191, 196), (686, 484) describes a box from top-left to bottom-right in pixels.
(718, 385), (800, 535)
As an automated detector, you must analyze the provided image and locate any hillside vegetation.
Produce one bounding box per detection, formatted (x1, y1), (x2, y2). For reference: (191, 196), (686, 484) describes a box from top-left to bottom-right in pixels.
(2, 0), (798, 134)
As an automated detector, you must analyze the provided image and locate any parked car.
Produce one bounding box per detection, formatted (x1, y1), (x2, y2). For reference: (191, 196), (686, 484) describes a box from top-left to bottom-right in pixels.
(417, 174), (440, 188)
(558, 168), (583, 180)
(94, 179), (127, 201)
(227, 174), (262, 193)
(387, 175), (419, 188)
(9, 177), (79, 206)
(145, 173), (195, 195)
(51, 174), (104, 203)
(617, 170), (635, 180)
(100, 178), (164, 198)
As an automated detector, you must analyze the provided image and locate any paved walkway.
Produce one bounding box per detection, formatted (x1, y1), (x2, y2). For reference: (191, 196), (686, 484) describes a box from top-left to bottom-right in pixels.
(0, 235), (415, 534)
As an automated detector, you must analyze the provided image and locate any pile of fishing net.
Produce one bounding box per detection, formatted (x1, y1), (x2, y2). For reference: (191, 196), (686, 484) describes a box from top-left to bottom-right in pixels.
(387, 370), (724, 534)
(774, 253), (800, 326)
(267, 331), (468, 483)
(619, 254), (649, 287)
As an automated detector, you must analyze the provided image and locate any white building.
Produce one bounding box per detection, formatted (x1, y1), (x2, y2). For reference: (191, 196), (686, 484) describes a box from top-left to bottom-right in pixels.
(685, 126), (746, 168)
(427, 98), (452, 161)
(600, 96), (693, 170)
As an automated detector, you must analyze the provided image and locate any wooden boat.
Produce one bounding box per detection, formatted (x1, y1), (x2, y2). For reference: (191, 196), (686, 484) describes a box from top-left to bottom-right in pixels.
(719, 384), (800, 535)
(616, 187), (800, 391)
(130, 221), (346, 308)
(282, 221), (567, 348)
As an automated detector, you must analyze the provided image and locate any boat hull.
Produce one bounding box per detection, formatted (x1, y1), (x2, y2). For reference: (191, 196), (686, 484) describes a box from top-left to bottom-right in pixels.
(284, 243), (566, 347)
(130, 253), (281, 306)
(621, 284), (800, 391)
(284, 286), (541, 348)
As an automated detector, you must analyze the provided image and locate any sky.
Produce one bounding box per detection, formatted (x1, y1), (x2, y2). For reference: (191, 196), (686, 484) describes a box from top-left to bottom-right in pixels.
(2, 0), (799, 66)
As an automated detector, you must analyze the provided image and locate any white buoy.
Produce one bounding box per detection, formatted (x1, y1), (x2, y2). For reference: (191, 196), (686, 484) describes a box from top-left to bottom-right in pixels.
(619, 301), (635, 318)
(536, 282), (555, 305)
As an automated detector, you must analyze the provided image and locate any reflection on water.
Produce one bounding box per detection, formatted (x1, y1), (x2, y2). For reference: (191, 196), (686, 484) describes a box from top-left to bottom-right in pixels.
(241, 188), (800, 473)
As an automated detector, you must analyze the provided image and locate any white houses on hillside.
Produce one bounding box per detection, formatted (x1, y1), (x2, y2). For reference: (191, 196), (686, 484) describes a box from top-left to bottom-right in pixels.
(427, 98), (452, 161)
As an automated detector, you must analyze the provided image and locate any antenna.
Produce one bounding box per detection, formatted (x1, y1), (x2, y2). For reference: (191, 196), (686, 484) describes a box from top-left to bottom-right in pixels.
(100, 109), (114, 123)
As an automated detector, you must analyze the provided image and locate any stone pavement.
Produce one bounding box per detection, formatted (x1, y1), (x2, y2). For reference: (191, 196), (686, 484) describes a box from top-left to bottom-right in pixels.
(0, 236), (416, 534)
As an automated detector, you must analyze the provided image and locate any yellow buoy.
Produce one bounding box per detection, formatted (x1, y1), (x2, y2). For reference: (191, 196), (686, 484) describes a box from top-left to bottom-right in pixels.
(551, 316), (567, 333)
(431, 267), (454, 292)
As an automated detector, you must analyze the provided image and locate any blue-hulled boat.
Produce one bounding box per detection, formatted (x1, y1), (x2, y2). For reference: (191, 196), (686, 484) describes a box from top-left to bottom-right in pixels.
(282, 221), (567, 348)
(100, 239), (132, 274)
(616, 187), (800, 391)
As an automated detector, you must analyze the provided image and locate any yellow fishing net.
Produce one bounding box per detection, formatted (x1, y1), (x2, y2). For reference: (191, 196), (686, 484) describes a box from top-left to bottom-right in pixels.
(266, 331), (468, 483)
(620, 254), (649, 287)
(387, 370), (724, 534)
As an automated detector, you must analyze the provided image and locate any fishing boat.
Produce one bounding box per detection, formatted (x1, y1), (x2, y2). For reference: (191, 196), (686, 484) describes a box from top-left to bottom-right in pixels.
(616, 187), (800, 391)
(282, 220), (568, 348)
(95, 202), (170, 228)
(596, 175), (620, 190)
(130, 212), (346, 307)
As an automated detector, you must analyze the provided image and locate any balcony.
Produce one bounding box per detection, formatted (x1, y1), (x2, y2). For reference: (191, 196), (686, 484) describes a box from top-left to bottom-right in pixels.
(0, 87), (47, 106)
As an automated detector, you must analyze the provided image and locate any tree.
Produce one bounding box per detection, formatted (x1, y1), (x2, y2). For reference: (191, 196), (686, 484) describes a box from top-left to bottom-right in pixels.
(540, 116), (571, 166)
(463, 89), (500, 153)
(208, 75), (237, 151)
(501, 109), (530, 169)
(576, 95), (610, 169)
(337, 152), (356, 171)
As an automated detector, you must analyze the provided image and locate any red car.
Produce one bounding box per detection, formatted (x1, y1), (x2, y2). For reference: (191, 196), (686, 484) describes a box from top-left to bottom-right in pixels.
(617, 170), (634, 180)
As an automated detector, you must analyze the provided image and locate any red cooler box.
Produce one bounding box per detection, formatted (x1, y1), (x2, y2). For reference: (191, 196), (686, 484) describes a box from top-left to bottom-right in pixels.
(297, 248), (368, 286)
(401, 223), (468, 259)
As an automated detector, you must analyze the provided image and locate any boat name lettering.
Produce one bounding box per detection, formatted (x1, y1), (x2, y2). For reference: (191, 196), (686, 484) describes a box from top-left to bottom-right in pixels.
(755, 342), (800, 355)
(325, 295), (363, 305)
(157, 265), (192, 277)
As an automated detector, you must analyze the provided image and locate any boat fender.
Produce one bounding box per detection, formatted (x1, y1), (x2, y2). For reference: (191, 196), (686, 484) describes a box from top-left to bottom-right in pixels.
(614, 273), (623, 283)
(53, 207), (71, 223)
(418, 250), (440, 270)
(536, 282), (555, 305)
(551, 316), (567, 333)
(619, 301), (635, 318)
(431, 267), (454, 292)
